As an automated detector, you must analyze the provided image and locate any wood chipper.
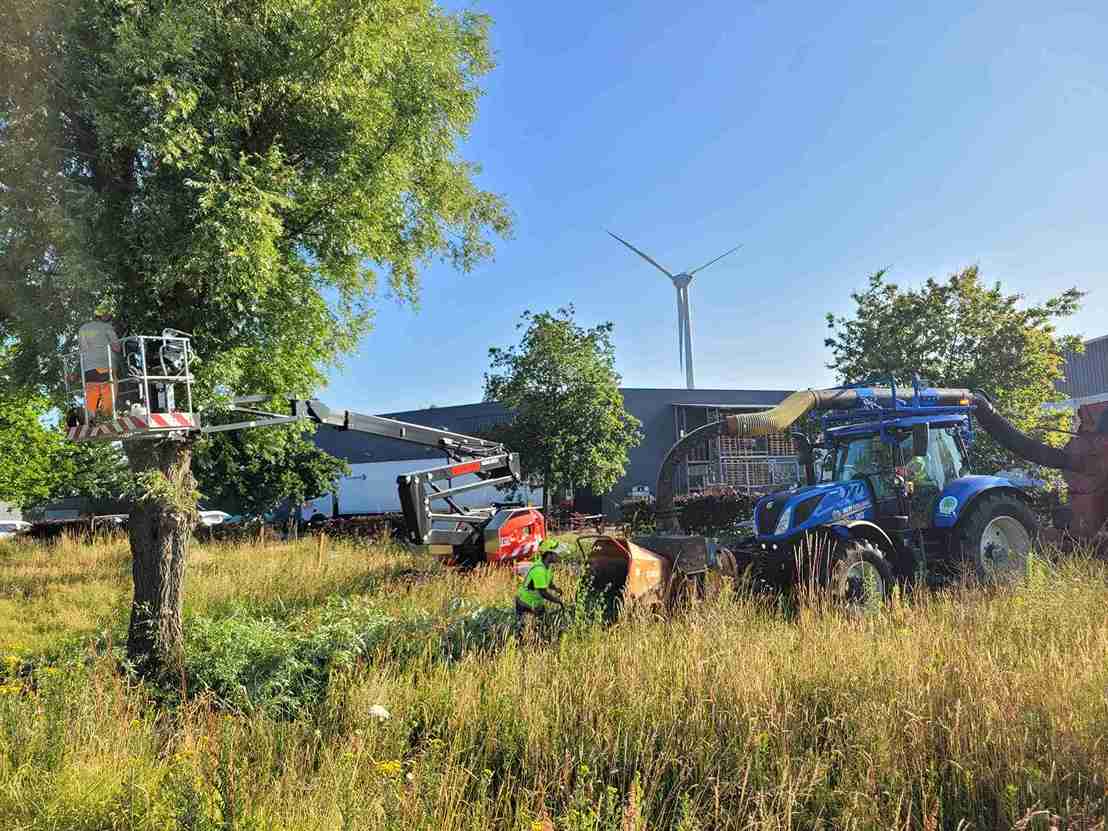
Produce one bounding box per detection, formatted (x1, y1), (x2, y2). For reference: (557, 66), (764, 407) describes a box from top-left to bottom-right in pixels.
(578, 532), (726, 617)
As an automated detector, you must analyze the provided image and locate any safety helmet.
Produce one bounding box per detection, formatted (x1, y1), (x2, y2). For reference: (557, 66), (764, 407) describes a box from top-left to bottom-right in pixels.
(538, 537), (559, 552)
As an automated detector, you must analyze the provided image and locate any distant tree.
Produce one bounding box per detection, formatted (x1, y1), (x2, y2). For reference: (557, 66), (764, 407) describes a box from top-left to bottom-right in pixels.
(825, 267), (1084, 472)
(193, 424), (348, 521)
(0, 388), (129, 510)
(0, 390), (68, 509)
(484, 306), (642, 511)
(1, 0), (510, 679)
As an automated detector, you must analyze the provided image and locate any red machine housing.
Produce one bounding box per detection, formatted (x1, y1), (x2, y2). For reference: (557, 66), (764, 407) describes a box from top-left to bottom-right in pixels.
(482, 507), (547, 565)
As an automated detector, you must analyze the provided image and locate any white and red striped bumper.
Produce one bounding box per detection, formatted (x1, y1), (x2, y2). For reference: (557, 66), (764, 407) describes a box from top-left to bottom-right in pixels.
(67, 412), (197, 442)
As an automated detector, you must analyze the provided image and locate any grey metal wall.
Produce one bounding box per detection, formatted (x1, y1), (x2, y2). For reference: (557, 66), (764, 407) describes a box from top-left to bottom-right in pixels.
(1057, 335), (1108, 401)
(310, 388), (793, 515)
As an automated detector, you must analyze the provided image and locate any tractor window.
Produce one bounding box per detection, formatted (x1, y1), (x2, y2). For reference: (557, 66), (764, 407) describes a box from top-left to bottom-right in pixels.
(900, 426), (967, 491)
(832, 435), (897, 499)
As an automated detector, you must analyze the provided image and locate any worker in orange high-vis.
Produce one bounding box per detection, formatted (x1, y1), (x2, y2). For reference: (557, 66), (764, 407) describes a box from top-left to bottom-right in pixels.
(77, 312), (121, 421)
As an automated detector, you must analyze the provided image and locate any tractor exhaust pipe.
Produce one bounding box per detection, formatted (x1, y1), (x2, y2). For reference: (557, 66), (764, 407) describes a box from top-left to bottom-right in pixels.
(654, 386), (1090, 533)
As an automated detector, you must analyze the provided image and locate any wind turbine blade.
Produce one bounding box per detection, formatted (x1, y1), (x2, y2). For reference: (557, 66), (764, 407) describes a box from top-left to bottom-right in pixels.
(607, 230), (675, 278)
(688, 243), (744, 275)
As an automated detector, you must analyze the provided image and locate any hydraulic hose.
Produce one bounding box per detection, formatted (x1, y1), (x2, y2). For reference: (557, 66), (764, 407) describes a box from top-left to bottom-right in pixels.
(653, 386), (1086, 534)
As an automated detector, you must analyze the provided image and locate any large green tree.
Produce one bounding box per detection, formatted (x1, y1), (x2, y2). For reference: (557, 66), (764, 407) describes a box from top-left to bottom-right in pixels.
(1, 0), (509, 678)
(825, 267), (1084, 471)
(484, 306), (642, 511)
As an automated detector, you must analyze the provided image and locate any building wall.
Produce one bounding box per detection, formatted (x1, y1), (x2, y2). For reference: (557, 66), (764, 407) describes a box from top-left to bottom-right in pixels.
(1057, 335), (1108, 405)
(309, 388), (794, 516)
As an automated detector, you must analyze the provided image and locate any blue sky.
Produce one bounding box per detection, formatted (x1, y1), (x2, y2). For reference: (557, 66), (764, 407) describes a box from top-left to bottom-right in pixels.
(321, 0), (1108, 414)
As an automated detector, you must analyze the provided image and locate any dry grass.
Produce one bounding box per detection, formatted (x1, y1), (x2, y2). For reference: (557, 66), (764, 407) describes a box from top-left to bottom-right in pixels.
(0, 536), (1106, 830)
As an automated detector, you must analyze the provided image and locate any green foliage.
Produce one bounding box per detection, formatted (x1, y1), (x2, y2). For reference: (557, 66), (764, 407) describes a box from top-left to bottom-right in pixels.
(484, 306), (642, 503)
(621, 490), (756, 536)
(825, 267), (1084, 472)
(1, 0), (511, 403)
(193, 422), (348, 518)
(0, 387), (129, 509)
(0, 390), (68, 509)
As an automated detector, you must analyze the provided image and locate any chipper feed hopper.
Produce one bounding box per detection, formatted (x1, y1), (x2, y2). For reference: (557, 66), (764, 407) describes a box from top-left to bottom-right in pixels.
(584, 381), (1108, 615)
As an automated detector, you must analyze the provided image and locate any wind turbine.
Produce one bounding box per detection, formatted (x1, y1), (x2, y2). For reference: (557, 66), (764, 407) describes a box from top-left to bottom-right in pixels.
(607, 230), (742, 389)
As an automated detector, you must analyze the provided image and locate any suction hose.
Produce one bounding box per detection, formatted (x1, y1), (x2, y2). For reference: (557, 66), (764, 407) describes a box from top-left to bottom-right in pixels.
(969, 393), (1077, 472)
(653, 387), (1085, 533)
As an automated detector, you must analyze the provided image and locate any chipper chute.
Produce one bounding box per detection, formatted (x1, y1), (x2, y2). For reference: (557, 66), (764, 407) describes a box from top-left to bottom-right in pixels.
(580, 533), (719, 617)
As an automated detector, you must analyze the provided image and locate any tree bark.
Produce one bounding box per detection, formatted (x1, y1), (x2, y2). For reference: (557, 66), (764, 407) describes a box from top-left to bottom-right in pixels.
(124, 439), (196, 681)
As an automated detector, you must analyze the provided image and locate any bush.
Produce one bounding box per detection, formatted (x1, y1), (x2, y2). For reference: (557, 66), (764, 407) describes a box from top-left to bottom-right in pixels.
(621, 489), (757, 536)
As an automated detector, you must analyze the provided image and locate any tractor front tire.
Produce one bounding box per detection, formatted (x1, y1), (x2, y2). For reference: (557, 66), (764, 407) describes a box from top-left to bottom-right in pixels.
(828, 540), (894, 613)
(954, 492), (1038, 584)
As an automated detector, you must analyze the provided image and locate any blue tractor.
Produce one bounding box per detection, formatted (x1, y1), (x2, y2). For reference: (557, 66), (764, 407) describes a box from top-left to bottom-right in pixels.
(647, 380), (1050, 608)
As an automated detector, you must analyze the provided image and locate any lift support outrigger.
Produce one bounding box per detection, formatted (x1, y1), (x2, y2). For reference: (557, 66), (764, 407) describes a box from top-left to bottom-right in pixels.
(63, 332), (547, 567)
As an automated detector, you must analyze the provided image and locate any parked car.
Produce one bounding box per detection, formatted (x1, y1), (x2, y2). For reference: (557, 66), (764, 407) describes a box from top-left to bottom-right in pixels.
(0, 520), (31, 539)
(198, 510), (232, 527)
(622, 484), (654, 504)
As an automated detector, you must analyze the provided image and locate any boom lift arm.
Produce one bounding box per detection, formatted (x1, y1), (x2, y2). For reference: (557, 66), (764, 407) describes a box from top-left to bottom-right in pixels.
(218, 398), (524, 548)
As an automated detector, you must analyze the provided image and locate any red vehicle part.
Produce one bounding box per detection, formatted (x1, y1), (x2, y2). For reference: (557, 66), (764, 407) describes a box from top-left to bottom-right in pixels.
(482, 507), (546, 565)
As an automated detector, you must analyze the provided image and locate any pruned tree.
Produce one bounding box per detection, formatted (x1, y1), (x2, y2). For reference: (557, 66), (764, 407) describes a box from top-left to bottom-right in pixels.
(484, 306), (642, 511)
(1, 0), (510, 679)
(825, 267), (1084, 472)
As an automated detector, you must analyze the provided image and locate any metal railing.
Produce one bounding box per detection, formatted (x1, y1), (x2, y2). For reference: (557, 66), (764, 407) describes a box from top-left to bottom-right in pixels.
(63, 333), (194, 421)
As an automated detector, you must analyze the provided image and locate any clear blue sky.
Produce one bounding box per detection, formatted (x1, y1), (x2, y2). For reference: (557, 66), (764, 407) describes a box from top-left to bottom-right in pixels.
(322, 0), (1108, 414)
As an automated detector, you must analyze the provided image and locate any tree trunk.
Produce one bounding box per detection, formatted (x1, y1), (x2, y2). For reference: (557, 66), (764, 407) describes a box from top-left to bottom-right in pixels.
(542, 472), (553, 516)
(124, 439), (196, 681)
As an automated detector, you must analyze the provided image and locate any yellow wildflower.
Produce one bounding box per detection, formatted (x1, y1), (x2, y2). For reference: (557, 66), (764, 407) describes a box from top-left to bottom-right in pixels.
(373, 759), (403, 778)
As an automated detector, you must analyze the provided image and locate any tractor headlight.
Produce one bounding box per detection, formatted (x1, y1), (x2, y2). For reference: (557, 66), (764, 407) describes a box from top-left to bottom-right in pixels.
(774, 505), (793, 536)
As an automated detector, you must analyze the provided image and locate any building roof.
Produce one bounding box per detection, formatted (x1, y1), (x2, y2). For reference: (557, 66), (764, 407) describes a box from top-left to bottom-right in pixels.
(1057, 335), (1108, 401)
(311, 387), (794, 464)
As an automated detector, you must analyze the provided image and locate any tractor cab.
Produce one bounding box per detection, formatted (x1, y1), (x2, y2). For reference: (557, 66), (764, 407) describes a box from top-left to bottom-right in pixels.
(820, 413), (970, 525)
(747, 380), (1036, 586)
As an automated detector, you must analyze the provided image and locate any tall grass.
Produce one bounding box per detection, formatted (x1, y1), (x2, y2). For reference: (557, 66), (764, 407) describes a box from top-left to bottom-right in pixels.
(0, 536), (1106, 829)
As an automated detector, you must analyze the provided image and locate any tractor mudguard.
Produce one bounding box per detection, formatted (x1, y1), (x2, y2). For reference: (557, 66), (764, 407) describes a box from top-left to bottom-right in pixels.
(826, 519), (896, 557)
(931, 476), (1026, 529)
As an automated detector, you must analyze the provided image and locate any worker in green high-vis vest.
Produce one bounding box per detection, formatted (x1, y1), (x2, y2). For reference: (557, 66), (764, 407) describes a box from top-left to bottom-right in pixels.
(515, 537), (566, 620)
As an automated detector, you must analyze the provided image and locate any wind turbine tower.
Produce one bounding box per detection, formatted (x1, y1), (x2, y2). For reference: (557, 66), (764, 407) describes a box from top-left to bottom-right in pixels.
(607, 230), (742, 389)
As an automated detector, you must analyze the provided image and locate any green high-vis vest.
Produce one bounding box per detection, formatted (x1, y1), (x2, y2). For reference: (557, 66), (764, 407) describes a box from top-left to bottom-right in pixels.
(517, 561), (552, 610)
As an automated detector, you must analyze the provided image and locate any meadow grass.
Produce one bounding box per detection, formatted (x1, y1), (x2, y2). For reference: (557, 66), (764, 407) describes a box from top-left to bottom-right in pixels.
(0, 535), (1106, 830)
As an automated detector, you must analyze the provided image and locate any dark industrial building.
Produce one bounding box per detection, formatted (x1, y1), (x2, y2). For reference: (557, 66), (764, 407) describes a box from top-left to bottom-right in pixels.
(1057, 334), (1108, 407)
(312, 388), (799, 516)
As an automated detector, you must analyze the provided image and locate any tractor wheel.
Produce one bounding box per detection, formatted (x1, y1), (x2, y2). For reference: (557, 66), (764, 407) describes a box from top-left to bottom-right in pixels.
(827, 540), (894, 613)
(954, 492), (1038, 584)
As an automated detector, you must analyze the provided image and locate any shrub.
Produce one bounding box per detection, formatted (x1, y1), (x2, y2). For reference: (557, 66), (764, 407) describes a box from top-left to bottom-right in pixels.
(620, 489), (757, 536)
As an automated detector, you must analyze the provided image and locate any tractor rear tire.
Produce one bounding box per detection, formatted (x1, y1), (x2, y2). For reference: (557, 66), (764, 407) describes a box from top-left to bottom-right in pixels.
(954, 492), (1038, 584)
(827, 540), (894, 612)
